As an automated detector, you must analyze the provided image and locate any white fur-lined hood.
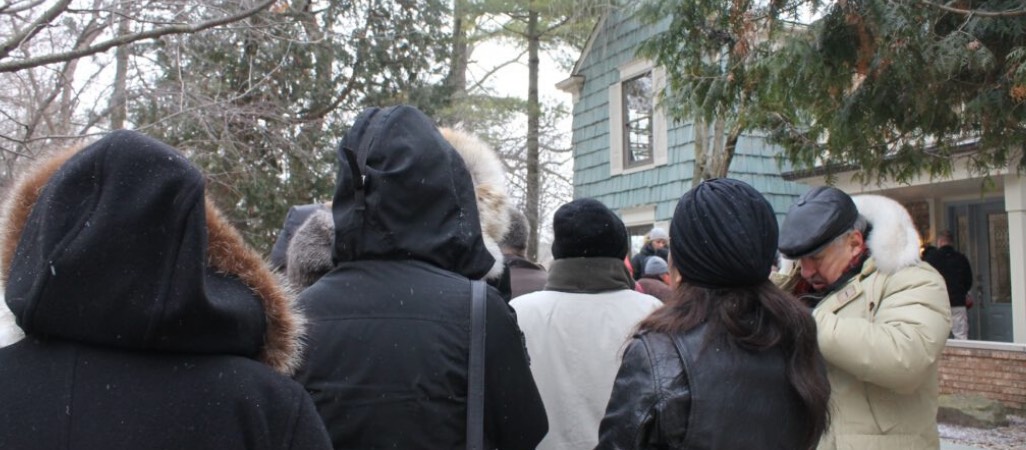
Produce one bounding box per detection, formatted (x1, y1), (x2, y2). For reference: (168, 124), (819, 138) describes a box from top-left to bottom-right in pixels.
(440, 128), (510, 280)
(852, 194), (922, 275)
(0, 290), (24, 348)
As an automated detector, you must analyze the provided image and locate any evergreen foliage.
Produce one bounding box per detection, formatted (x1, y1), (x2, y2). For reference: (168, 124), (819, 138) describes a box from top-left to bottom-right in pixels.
(638, 0), (1026, 183)
(439, 0), (603, 259)
(133, 1), (451, 251)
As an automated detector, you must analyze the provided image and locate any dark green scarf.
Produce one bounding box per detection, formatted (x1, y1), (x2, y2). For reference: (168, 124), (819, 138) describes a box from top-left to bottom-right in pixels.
(545, 257), (635, 293)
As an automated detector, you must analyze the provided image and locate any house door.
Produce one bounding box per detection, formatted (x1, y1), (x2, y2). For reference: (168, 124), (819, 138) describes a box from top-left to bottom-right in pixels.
(949, 201), (1013, 342)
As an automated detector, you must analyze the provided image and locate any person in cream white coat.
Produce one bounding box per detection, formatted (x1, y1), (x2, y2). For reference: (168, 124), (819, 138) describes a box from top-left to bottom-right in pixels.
(775, 186), (951, 450)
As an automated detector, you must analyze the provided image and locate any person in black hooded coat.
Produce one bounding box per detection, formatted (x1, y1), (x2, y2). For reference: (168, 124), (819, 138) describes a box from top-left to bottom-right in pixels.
(0, 130), (332, 450)
(292, 105), (548, 449)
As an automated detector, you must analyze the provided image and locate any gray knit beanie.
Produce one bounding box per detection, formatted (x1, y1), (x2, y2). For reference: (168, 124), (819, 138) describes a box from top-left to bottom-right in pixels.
(644, 256), (669, 276)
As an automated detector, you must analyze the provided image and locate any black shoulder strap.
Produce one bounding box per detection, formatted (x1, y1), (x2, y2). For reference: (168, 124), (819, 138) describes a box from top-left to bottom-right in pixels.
(467, 279), (487, 449)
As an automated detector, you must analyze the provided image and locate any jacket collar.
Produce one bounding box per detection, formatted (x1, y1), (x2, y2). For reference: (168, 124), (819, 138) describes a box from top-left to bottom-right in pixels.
(545, 257), (634, 293)
(505, 254), (545, 271)
(797, 251), (873, 308)
(813, 256), (880, 313)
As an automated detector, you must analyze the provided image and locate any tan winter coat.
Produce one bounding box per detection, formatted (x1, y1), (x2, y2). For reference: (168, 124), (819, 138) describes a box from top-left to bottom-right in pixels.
(778, 195), (951, 450)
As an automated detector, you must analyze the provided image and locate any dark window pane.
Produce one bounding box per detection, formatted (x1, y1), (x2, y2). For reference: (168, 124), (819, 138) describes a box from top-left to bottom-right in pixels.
(623, 72), (653, 167)
(988, 212), (1010, 304)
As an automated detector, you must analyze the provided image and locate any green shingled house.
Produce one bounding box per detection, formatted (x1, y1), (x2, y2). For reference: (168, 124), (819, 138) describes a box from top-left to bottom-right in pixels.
(557, 7), (1026, 346)
(551, 5), (1026, 412)
(555, 8), (805, 245)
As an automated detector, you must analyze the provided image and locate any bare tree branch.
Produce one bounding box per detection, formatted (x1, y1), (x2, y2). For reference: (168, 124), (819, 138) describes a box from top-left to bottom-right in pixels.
(468, 50), (527, 92)
(0, 0), (73, 60)
(0, 0), (49, 16)
(0, 0), (277, 73)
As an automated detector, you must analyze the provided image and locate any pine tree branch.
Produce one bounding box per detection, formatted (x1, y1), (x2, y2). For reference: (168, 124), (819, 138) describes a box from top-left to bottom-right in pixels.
(541, 15), (573, 35)
(0, 0), (278, 73)
(919, 0), (1026, 17)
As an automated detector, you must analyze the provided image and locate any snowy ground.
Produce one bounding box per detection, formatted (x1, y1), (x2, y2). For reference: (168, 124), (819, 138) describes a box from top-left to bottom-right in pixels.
(939, 415), (1026, 450)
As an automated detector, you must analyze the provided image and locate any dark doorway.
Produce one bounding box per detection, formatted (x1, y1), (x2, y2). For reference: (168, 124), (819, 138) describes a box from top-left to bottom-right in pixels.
(948, 200), (1012, 342)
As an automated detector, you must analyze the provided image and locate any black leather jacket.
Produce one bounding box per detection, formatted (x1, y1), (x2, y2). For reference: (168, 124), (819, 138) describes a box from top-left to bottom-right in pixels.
(597, 324), (811, 449)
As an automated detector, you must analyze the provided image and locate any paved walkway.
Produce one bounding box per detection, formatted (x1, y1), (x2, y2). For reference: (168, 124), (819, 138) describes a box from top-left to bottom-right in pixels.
(942, 440), (985, 450)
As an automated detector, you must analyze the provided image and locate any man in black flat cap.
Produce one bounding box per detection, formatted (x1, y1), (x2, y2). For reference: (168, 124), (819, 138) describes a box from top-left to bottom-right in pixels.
(775, 186), (951, 450)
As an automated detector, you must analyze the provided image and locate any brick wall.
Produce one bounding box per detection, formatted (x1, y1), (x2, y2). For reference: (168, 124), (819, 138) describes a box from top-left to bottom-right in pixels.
(939, 343), (1026, 410)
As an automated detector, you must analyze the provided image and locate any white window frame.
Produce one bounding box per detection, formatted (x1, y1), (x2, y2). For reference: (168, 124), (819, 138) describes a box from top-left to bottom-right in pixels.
(620, 205), (657, 229)
(621, 205), (671, 258)
(609, 59), (668, 176)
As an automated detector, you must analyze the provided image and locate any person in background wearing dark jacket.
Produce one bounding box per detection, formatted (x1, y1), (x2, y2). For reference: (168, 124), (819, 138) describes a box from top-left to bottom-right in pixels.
(924, 230), (974, 340)
(292, 105), (547, 449)
(501, 207), (548, 299)
(629, 227), (669, 280)
(597, 178), (830, 450)
(635, 256), (671, 303)
(0, 130), (331, 450)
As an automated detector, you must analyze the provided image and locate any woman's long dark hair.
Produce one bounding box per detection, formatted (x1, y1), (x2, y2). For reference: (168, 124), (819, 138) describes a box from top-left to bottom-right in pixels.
(637, 278), (831, 450)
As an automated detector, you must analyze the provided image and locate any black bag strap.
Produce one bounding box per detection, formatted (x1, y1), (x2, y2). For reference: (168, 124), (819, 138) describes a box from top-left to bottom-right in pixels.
(467, 279), (487, 450)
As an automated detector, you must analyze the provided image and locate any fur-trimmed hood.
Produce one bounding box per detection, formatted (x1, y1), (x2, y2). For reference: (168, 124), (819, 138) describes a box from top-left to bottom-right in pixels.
(284, 126), (510, 286)
(439, 128), (510, 280)
(0, 291), (23, 347)
(270, 203), (329, 272)
(0, 130), (305, 374)
(330, 106), (497, 280)
(852, 194), (922, 275)
(287, 208), (334, 289)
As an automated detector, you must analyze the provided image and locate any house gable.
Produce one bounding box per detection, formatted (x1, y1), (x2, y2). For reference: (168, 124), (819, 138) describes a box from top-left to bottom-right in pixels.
(562, 7), (805, 224)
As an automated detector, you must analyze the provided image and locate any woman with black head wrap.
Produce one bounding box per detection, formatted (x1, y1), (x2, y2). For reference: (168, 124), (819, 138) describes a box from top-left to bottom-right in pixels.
(596, 178), (831, 450)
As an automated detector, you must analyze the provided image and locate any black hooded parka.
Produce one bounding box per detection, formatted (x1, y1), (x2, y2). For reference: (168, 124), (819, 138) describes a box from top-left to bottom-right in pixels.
(0, 130), (331, 450)
(292, 106), (548, 449)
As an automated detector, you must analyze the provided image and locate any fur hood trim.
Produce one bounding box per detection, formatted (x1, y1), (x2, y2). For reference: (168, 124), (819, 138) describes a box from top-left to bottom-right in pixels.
(852, 194), (922, 275)
(0, 291), (24, 347)
(0, 144), (306, 375)
(287, 208), (335, 290)
(440, 128), (510, 280)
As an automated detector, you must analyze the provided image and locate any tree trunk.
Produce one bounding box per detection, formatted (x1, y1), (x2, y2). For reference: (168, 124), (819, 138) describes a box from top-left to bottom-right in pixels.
(692, 118), (708, 187)
(708, 114), (727, 177)
(714, 122), (742, 178)
(110, 0), (131, 129)
(525, 6), (541, 261)
(693, 114), (741, 183)
(446, 0), (468, 100)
